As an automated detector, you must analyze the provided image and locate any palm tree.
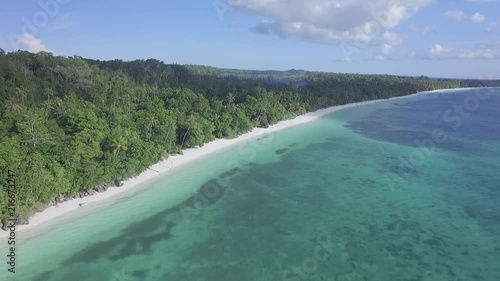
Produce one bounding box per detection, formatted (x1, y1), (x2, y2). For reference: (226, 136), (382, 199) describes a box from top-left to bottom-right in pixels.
(181, 114), (195, 147)
(45, 88), (53, 101)
(111, 135), (128, 156)
(51, 97), (66, 117)
(42, 100), (53, 119)
(144, 114), (159, 142)
(163, 117), (176, 149)
(16, 86), (27, 107)
(4, 97), (23, 114)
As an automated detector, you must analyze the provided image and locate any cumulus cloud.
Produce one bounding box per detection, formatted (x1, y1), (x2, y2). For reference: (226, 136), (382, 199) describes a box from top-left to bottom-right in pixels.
(379, 44), (394, 55)
(230, 0), (434, 45)
(252, 21), (276, 35)
(465, 0), (496, 2)
(18, 34), (51, 53)
(379, 31), (403, 55)
(377, 42), (499, 60)
(486, 21), (500, 31)
(410, 24), (435, 35)
(429, 44), (451, 57)
(470, 12), (486, 23)
(444, 10), (466, 21)
(383, 31), (403, 45)
(427, 43), (495, 59)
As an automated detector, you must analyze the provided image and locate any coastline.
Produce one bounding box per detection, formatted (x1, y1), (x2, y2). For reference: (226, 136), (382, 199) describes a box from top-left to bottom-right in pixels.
(0, 88), (471, 238)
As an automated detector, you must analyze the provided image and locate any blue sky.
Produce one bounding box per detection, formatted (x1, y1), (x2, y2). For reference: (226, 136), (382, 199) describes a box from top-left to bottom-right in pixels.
(1, 0), (499, 78)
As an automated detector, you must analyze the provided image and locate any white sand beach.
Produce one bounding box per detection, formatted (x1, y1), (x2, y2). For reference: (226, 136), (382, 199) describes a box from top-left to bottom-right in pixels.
(0, 88), (470, 238)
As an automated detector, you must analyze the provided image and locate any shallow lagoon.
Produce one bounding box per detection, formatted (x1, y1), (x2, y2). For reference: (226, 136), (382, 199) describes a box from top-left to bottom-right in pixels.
(5, 88), (500, 281)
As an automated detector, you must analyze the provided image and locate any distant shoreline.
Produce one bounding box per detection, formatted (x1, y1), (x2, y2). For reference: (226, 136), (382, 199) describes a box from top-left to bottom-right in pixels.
(0, 87), (480, 238)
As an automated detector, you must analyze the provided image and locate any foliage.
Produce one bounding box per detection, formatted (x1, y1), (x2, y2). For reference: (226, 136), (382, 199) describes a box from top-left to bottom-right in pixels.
(1, 50), (499, 222)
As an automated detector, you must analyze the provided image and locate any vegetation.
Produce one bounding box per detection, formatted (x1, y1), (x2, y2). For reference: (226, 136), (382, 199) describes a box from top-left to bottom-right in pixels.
(1, 49), (499, 224)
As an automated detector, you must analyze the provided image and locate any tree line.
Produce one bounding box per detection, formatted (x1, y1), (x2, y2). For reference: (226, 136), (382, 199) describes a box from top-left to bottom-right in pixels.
(0, 49), (498, 225)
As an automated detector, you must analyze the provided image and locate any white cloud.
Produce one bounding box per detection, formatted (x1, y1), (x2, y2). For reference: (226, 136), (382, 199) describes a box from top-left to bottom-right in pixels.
(429, 44), (451, 57)
(486, 20), (500, 31)
(380, 44), (394, 55)
(427, 43), (495, 59)
(378, 50), (416, 60)
(465, 0), (495, 2)
(377, 42), (499, 60)
(18, 34), (51, 53)
(231, 0), (434, 45)
(376, 31), (403, 56)
(444, 10), (466, 21)
(470, 12), (486, 23)
(383, 31), (402, 45)
(410, 24), (435, 35)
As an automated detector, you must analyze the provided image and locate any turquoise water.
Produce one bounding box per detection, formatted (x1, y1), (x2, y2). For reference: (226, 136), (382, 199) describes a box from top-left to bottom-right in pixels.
(2, 88), (500, 281)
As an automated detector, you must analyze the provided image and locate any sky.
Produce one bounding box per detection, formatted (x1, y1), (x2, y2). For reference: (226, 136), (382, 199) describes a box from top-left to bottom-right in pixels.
(0, 0), (499, 79)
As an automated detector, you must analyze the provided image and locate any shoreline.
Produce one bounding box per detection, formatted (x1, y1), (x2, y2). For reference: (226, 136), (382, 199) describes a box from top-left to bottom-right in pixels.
(0, 87), (475, 238)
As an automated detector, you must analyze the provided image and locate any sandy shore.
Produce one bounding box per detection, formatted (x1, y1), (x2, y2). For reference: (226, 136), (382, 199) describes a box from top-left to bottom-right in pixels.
(0, 88), (471, 238)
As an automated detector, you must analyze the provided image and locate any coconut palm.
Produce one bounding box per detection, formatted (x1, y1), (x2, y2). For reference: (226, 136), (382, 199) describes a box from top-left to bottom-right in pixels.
(4, 97), (23, 113)
(111, 135), (128, 156)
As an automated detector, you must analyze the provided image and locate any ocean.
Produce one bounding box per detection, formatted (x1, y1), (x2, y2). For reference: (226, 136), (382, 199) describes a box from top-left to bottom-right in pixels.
(4, 88), (500, 281)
